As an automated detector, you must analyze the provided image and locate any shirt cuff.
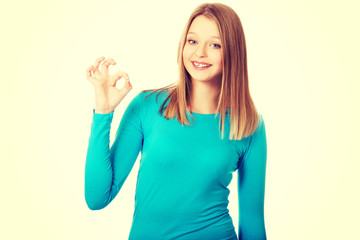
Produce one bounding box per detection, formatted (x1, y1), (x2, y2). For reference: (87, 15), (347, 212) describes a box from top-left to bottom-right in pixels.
(92, 108), (114, 122)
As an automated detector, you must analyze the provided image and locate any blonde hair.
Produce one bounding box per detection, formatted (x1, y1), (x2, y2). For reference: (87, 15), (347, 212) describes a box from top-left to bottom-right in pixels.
(141, 3), (259, 140)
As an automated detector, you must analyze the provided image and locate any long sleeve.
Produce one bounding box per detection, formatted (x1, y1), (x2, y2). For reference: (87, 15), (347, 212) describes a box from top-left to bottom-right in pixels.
(237, 115), (267, 239)
(84, 93), (144, 210)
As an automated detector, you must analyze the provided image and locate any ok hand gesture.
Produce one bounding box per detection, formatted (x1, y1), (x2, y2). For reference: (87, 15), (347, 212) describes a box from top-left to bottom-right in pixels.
(86, 56), (133, 114)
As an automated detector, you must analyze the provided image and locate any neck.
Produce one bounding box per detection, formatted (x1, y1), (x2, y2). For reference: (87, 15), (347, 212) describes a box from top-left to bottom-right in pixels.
(187, 79), (221, 114)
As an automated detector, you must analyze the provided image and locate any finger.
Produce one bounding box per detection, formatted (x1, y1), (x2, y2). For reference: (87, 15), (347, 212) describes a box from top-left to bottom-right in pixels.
(100, 58), (116, 73)
(100, 58), (114, 72)
(110, 71), (129, 86)
(86, 65), (95, 83)
(108, 58), (116, 65)
(93, 56), (105, 75)
(117, 78), (133, 95)
(124, 77), (133, 90)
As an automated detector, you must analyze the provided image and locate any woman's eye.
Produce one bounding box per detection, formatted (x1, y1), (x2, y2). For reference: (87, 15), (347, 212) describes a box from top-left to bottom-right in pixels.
(188, 39), (197, 44)
(211, 43), (221, 49)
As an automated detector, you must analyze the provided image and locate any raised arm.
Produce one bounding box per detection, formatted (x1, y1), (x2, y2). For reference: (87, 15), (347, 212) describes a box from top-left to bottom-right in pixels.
(84, 93), (143, 210)
(84, 56), (142, 210)
(237, 115), (267, 239)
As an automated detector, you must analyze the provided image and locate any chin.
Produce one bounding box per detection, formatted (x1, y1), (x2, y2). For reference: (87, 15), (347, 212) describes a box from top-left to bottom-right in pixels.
(191, 78), (219, 83)
(190, 74), (222, 83)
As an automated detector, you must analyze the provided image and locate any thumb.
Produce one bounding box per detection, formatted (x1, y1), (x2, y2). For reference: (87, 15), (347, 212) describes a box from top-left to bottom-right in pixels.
(110, 71), (129, 87)
(116, 78), (133, 96)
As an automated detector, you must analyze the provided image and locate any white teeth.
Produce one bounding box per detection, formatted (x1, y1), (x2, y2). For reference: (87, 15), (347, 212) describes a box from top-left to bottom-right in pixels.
(194, 62), (210, 67)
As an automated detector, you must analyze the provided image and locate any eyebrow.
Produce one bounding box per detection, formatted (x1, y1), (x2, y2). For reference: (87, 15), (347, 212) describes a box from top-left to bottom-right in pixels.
(187, 32), (220, 40)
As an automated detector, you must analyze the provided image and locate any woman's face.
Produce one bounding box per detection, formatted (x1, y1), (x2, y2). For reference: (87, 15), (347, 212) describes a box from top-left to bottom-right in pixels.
(182, 15), (223, 84)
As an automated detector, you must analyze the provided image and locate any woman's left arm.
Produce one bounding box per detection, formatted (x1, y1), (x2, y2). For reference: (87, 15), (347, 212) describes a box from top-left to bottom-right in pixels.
(237, 115), (267, 240)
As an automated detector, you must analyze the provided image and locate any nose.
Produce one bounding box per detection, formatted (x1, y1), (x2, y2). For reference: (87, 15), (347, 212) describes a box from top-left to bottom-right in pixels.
(195, 44), (207, 58)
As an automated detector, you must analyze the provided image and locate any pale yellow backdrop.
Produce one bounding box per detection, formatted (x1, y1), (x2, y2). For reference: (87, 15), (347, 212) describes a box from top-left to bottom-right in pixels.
(1, 0), (359, 239)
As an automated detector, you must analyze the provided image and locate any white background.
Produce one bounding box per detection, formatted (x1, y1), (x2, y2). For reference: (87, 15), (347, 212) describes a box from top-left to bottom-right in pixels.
(1, 0), (359, 239)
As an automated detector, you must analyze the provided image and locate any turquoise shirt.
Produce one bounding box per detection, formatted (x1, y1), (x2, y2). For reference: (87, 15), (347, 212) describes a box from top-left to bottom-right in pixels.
(85, 90), (267, 240)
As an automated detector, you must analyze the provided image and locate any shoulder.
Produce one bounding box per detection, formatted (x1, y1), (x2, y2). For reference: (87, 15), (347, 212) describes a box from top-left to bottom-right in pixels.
(239, 114), (266, 153)
(254, 114), (266, 136)
(134, 89), (169, 104)
(245, 114), (266, 144)
(246, 113), (267, 151)
(129, 89), (169, 118)
(237, 113), (266, 142)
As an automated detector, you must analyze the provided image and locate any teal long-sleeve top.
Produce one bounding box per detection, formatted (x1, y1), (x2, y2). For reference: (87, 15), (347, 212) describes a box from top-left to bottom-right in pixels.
(85, 90), (267, 240)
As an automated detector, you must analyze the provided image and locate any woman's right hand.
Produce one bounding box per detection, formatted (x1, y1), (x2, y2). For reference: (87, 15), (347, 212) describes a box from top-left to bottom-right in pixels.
(86, 56), (133, 114)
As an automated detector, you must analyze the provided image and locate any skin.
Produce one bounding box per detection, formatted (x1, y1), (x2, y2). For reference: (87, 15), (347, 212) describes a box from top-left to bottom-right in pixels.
(85, 56), (133, 114)
(182, 15), (223, 114)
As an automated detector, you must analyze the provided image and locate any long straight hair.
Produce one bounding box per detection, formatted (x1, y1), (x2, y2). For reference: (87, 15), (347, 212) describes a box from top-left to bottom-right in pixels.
(141, 3), (259, 140)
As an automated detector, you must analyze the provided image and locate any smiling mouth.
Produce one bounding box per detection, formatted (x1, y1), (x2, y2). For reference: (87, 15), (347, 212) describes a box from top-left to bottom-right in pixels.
(192, 61), (212, 68)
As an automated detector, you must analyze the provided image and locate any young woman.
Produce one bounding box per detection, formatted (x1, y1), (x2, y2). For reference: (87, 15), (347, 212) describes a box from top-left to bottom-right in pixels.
(85, 3), (267, 240)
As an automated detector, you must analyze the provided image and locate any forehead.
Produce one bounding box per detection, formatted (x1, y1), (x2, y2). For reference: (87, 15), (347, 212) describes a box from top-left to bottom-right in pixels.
(187, 15), (220, 37)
